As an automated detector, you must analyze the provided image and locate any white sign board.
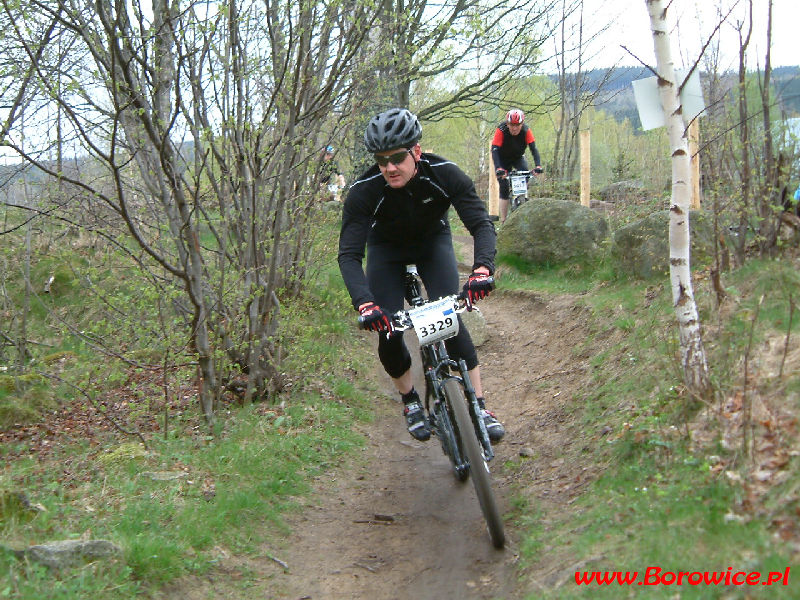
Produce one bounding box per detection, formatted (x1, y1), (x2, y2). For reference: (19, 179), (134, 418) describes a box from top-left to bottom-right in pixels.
(510, 174), (528, 196)
(632, 69), (706, 131)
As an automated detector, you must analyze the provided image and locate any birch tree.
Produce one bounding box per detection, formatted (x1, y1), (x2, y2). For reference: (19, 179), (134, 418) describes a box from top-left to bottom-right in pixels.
(645, 0), (711, 397)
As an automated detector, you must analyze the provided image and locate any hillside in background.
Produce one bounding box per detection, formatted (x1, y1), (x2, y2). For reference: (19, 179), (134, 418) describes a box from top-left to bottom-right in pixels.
(583, 65), (800, 128)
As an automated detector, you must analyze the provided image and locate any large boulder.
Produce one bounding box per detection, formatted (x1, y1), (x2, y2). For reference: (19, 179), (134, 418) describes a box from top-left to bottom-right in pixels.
(497, 198), (609, 265)
(460, 306), (488, 347)
(598, 180), (647, 203)
(610, 209), (716, 279)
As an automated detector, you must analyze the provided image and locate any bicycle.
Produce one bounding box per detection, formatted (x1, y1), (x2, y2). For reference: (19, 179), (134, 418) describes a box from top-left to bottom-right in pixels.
(508, 169), (534, 213)
(359, 265), (505, 548)
(321, 182), (342, 202)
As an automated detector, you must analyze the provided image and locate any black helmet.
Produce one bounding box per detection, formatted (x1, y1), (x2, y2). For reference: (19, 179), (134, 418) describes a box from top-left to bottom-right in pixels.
(364, 108), (422, 153)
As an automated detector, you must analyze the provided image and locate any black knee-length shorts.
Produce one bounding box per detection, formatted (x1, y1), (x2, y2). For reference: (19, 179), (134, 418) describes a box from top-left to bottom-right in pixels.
(366, 230), (479, 378)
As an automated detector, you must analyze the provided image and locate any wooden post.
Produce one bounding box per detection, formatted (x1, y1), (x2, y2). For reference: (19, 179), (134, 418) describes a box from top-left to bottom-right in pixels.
(580, 129), (591, 207)
(688, 119), (701, 209)
(488, 142), (499, 217)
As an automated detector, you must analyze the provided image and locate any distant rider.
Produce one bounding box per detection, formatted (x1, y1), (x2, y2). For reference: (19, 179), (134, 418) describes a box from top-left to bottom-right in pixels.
(491, 109), (544, 223)
(320, 145), (346, 201)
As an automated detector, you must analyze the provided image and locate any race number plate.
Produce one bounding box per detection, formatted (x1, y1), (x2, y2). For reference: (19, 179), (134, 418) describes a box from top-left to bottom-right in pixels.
(408, 296), (460, 345)
(510, 174), (527, 196)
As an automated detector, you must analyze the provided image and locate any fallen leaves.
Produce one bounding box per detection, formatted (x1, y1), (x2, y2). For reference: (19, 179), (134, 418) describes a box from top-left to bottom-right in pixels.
(694, 384), (800, 547)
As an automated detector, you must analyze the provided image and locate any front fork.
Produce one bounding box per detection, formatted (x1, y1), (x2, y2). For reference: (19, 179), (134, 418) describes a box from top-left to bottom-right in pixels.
(421, 346), (495, 462)
(457, 358), (495, 462)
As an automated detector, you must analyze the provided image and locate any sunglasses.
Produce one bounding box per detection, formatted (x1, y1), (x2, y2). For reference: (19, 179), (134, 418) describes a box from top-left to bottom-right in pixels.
(374, 148), (413, 167)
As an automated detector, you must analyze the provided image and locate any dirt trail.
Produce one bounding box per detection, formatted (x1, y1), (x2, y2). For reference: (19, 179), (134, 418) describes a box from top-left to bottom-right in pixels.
(266, 288), (596, 600)
(166, 241), (598, 600)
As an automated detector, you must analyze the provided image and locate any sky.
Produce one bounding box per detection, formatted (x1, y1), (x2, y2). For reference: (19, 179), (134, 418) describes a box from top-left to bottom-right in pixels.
(582, 0), (797, 71)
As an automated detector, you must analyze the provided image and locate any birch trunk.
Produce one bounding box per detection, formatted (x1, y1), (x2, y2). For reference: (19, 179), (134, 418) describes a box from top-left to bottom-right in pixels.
(645, 0), (711, 397)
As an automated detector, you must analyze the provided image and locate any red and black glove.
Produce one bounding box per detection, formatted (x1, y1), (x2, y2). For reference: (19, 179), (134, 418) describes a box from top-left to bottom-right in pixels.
(462, 271), (495, 306)
(358, 302), (393, 332)
(495, 168), (507, 179)
(533, 166), (544, 174)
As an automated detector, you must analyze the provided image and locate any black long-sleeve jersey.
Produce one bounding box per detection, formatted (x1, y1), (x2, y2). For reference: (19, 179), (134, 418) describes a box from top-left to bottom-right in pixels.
(338, 153), (496, 310)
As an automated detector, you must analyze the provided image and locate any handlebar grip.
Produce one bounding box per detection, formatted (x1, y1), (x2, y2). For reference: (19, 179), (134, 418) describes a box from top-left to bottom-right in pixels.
(471, 276), (495, 286)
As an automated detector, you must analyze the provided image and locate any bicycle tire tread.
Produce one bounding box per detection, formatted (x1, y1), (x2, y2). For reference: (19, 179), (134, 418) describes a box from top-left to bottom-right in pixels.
(443, 379), (505, 548)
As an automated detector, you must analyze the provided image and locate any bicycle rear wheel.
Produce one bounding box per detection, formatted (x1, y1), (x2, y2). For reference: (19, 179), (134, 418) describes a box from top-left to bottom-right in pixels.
(443, 379), (505, 548)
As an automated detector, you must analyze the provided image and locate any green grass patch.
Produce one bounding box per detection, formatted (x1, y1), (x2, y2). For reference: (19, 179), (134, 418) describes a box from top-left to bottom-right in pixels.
(0, 374), (58, 428)
(0, 254), (376, 597)
(509, 255), (800, 599)
(0, 553), (141, 599)
(1, 364), (371, 597)
(496, 254), (602, 295)
(521, 444), (797, 599)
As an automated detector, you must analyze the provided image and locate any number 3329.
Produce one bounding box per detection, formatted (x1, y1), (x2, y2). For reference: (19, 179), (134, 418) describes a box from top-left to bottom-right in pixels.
(419, 317), (454, 338)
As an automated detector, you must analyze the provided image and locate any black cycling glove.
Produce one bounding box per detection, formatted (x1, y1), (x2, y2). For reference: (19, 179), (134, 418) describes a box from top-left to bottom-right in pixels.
(462, 272), (495, 305)
(358, 302), (393, 332)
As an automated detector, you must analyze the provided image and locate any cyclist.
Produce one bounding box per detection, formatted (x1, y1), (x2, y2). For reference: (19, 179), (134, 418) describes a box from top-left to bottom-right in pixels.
(338, 108), (505, 443)
(491, 108), (544, 223)
(319, 145), (346, 200)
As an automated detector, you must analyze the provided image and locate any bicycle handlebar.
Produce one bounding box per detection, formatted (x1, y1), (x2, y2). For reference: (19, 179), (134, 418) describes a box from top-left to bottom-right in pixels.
(357, 280), (493, 332)
(357, 293), (465, 331)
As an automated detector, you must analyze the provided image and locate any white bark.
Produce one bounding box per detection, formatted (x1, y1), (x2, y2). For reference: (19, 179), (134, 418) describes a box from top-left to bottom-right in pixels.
(645, 0), (711, 396)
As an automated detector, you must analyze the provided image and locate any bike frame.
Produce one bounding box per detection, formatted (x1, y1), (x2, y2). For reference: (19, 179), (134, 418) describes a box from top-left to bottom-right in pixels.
(402, 266), (503, 547)
(402, 265), (493, 456)
(358, 265), (505, 548)
(419, 335), (495, 463)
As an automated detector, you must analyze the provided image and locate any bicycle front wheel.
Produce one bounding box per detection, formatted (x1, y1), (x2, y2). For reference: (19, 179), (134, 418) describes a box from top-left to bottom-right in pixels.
(443, 379), (505, 548)
(433, 397), (470, 482)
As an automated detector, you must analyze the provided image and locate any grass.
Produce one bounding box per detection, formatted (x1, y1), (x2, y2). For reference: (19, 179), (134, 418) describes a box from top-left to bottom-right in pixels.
(501, 253), (800, 599)
(497, 256), (608, 294)
(0, 213), (378, 597)
(1, 307), (373, 598)
(520, 442), (798, 599)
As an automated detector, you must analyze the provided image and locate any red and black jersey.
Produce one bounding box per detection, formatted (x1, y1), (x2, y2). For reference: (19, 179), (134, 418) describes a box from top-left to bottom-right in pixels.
(491, 122), (541, 170)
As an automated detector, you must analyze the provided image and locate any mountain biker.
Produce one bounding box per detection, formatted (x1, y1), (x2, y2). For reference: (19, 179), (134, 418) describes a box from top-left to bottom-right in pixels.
(491, 108), (544, 223)
(338, 108), (505, 443)
(320, 144), (346, 200)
